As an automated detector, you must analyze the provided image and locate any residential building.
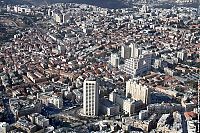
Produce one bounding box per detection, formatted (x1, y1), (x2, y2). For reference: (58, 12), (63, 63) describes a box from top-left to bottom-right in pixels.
(126, 79), (151, 104)
(121, 45), (131, 59)
(110, 53), (120, 68)
(121, 54), (152, 77)
(99, 98), (119, 116)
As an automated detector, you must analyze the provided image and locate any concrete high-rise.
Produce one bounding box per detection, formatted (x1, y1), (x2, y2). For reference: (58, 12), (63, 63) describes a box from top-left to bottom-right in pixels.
(110, 53), (120, 68)
(121, 45), (131, 59)
(130, 43), (142, 58)
(126, 79), (151, 104)
(83, 78), (99, 116)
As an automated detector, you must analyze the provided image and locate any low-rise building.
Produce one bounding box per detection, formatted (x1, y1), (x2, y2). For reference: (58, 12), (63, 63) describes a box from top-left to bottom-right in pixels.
(38, 93), (63, 109)
(28, 113), (49, 128)
(99, 98), (119, 116)
(9, 98), (42, 119)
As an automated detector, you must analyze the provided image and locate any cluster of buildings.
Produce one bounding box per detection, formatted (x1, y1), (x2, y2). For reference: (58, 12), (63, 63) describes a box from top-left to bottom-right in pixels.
(0, 1), (199, 133)
(7, 5), (33, 15)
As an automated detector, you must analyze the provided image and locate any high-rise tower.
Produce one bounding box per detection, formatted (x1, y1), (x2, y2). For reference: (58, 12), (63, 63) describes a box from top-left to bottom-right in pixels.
(83, 78), (99, 116)
(126, 79), (151, 104)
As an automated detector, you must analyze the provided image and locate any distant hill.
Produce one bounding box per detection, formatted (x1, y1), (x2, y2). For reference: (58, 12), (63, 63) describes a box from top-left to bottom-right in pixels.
(3, 0), (129, 9)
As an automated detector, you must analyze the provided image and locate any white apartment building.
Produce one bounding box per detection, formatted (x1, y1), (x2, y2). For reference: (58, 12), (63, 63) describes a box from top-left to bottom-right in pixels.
(126, 79), (151, 104)
(38, 93), (63, 109)
(83, 78), (99, 116)
(48, 95), (63, 109)
(121, 54), (152, 77)
(121, 45), (131, 59)
(110, 53), (120, 68)
(109, 90), (143, 115)
(129, 43), (142, 58)
(120, 43), (152, 77)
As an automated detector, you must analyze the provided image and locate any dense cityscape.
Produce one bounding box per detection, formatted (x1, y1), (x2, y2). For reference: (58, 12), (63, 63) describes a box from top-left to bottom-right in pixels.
(0, 0), (199, 133)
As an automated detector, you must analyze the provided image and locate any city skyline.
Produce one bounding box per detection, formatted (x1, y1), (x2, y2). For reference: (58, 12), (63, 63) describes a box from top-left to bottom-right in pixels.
(0, 0), (199, 133)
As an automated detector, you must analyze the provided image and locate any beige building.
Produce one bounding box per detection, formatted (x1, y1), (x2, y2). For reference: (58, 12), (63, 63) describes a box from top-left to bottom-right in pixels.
(38, 93), (63, 109)
(126, 79), (151, 104)
(99, 98), (119, 116)
(123, 99), (143, 115)
(109, 90), (143, 115)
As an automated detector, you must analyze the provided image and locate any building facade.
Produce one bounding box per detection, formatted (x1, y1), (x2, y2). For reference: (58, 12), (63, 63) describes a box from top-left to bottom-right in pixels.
(83, 78), (99, 116)
(121, 45), (131, 59)
(126, 79), (151, 104)
(110, 53), (120, 68)
(121, 54), (152, 77)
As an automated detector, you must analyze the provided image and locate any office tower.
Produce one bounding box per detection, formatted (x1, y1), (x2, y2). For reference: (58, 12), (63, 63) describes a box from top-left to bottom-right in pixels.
(110, 53), (120, 67)
(121, 45), (131, 59)
(126, 79), (151, 104)
(83, 78), (99, 116)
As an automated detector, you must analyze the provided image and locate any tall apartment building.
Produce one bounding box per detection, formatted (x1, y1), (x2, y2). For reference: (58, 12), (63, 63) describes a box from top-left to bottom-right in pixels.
(121, 45), (131, 59)
(126, 79), (151, 104)
(130, 43), (142, 58)
(83, 78), (99, 116)
(110, 53), (120, 68)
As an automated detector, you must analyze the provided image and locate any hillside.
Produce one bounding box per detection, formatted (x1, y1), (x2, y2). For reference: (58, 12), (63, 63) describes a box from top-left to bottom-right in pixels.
(3, 0), (129, 8)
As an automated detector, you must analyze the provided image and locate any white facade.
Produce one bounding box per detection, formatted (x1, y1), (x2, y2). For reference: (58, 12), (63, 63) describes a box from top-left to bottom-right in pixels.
(123, 99), (135, 115)
(110, 53), (120, 67)
(177, 51), (187, 61)
(109, 90), (143, 115)
(121, 54), (151, 77)
(54, 13), (63, 23)
(126, 79), (150, 104)
(83, 79), (99, 116)
(0, 122), (8, 133)
(99, 98), (119, 116)
(14, 5), (32, 14)
(29, 113), (49, 128)
(48, 95), (63, 109)
(130, 43), (142, 58)
(121, 45), (131, 59)
(139, 110), (149, 120)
